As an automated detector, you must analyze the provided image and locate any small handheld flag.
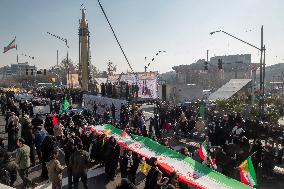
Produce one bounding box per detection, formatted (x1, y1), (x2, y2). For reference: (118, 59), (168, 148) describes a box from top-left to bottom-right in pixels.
(139, 161), (151, 175)
(239, 156), (257, 187)
(59, 97), (70, 115)
(198, 141), (217, 169)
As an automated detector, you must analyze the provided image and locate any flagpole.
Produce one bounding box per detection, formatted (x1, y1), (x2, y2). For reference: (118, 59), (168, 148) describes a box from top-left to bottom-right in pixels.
(15, 36), (17, 50)
(237, 151), (257, 168)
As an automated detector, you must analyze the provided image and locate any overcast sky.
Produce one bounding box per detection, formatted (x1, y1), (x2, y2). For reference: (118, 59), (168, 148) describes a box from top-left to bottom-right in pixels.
(0, 0), (284, 73)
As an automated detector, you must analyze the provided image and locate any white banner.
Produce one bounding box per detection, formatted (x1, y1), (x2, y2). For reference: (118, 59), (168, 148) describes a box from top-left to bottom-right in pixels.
(108, 72), (158, 99)
(15, 93), (33, 101)
(33, 105), (50, 115)
(83, 94), (127, 119)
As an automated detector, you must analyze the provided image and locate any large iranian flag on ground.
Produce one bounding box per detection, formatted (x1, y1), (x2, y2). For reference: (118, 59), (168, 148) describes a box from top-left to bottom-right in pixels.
(95, 124), (253, 189)
(239, 157), (257, 187)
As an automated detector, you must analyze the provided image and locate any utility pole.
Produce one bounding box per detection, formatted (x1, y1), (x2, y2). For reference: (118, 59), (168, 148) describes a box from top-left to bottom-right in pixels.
(251, 67), (256, 106)
(67, 51), (70, 88)
(210, 26), (265, 120)
(263, 45), (266, 95)
(259, 26), (264, 119)
(207, 49), (209, 62)
(57, 50), (59, 66)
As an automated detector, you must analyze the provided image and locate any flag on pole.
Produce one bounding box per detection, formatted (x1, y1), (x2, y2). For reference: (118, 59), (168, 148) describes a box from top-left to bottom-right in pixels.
(198, 141), (217, 169)
(239, 156), (257, 187)
(60, 97), (70, 114)
(3, 38), (17, 53)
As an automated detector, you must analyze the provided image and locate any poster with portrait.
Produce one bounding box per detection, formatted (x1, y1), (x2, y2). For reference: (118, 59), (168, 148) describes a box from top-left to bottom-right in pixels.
(108, 72), (158, 99)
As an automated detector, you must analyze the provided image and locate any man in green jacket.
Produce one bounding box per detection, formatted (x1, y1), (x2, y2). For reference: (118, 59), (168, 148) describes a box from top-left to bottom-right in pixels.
(15, 138), (35, 188)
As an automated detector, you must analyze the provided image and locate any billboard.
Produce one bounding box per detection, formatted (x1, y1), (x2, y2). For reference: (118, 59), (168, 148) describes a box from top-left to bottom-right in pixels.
(108, 72), (158, 99)
(67, 73), (80, 88)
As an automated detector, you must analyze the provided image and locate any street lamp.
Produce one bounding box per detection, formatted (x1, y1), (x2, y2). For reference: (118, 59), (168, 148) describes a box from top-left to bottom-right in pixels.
(144, 50), (166, 72)
(46, 32), (70, 88)
(210, 26), (266, 120)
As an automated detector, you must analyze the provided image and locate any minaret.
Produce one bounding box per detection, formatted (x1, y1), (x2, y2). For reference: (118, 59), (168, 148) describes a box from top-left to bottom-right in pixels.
(79, 7), (90, 91)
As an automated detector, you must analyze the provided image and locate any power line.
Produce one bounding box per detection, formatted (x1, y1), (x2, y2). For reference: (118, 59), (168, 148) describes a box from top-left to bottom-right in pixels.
(97, 0), (134, 72)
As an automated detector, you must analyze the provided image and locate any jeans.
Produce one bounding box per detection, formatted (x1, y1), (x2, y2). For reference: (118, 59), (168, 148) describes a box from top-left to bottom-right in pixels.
(73, 172), (88, 189)
(18, 168), (32, 187)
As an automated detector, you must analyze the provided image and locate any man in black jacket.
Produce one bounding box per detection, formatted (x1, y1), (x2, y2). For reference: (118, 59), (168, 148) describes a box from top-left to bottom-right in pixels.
(20, 114), (36, 166)
(40, 135), (56, 179)
(104, 137), (120, 180)
(63, 138), (76, 189)
(32, 114), (44, 129)
(70, 143), (89, 189)
(145, 157), (160, 189)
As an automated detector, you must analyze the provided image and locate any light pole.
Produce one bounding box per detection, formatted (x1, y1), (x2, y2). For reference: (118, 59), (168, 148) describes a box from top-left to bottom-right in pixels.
(210, 26), (265, 119)
(143, 51), (166, 95)
(46, 32), (70, 88)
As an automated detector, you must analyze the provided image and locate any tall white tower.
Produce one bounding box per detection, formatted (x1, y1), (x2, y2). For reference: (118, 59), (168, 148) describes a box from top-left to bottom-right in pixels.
(79, 7), (90, 91)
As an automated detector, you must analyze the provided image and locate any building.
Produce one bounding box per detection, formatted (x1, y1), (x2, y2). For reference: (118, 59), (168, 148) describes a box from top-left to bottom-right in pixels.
(10, 62), (36, 75)
(210, 54), (251, 65)
(172, 54), (254, 89)
(0, 62), (36, 78)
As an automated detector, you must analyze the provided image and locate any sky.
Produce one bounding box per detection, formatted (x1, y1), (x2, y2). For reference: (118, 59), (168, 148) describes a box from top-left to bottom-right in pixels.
(0, 0), (284, 73)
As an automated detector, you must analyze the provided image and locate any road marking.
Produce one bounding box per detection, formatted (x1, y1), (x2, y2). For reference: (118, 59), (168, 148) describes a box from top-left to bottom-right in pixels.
(35, 166), (105, 188)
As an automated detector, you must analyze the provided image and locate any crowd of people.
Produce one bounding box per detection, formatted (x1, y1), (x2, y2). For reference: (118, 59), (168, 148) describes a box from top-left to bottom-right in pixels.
(0, 90), (283, 189)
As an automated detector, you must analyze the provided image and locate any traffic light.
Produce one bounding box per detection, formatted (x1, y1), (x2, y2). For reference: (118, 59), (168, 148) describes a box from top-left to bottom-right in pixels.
(31, 69), (33, 75)
(204, 61), (208, 70)
(26, 69), (28, 75)
(43, 69), (47, 75)
(218, 59), (223, 70)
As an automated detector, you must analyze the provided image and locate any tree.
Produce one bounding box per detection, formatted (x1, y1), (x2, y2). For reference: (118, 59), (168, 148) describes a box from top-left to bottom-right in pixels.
(60, 58), (76, 72)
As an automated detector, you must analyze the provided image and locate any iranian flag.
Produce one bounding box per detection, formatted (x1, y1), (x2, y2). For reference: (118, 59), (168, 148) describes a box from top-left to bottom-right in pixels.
(198, 141), (217, 169)
(3, 38), (17, 53)
(239, 157), (257, 187)
(94, 124), (253, 189)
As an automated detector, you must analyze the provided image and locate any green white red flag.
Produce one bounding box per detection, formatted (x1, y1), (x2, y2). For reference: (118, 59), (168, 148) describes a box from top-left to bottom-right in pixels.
(239, 156), (257, 187)
(198, 141), (217, 169)
(94, 124), (253, 189)
(3, 38), (17, 53)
